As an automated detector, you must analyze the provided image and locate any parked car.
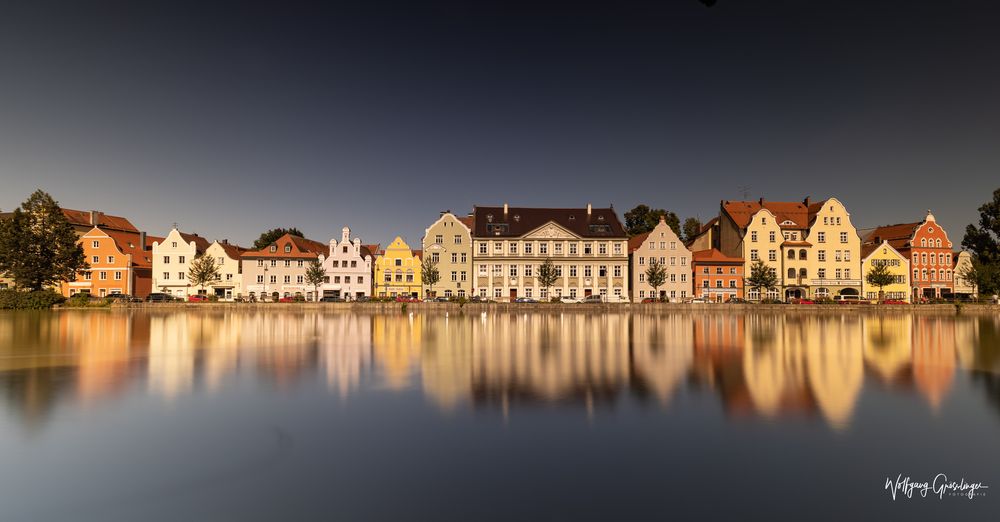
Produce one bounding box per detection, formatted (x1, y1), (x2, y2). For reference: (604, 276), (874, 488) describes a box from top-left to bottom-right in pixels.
(790, 298), (815, 305)
(513, 297), (538, 303)
(641, 297), (661, 303)
(469, 295), (489, 303)
(582, 295), (604, 304)
(688, 297), (707, 304)
(354, 296), (371, 302)
(880, 299), (907, 305)
(105, 292), (135, 302)
(430, 296), (451, 302)
(145, 293), (174, 303)
(395, 296), (420, 303)
(833, 295), (864, 304)
(320, 296), (345, 302)
(279, 296), (304, 303)
(725, 297), (747, 304)
(188, 294), (210, 302)
(557, 296), (580, 304)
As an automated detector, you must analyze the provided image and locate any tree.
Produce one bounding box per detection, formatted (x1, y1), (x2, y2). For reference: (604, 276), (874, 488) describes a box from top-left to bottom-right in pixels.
(746, 259), (778, 301)
(624, 205), (680, 237)
(421, 257), (440, 297)
(537, 258), (559, 299)
(962, 188), (1000, 295)
(253, 228), (304, 250)
(187, 254), (221, 294)
(682, 217), (703, 242)
(0, 190), (87, 291)
(865, 261), (896, 301)
(958, 258), (1000, 298)
(645, 258), (667, 300)
(305, 259), (327, 301)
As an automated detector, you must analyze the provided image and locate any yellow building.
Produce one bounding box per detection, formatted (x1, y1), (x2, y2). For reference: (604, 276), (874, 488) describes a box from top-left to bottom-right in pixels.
(861, 240), (910, 302)
(374, 236), (423, 298)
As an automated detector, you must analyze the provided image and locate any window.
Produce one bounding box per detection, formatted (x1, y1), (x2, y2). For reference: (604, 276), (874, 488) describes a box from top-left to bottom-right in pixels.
(494, 242), (502, 253)
(584, 244), (592, 255)
(270, 246), (277, 253)
(92, 255), (100, 264)
(835, 250), (842, 262)
(835, 269), (842, 279)
(384, 270), (391, 282)
(584, 266), (592, 277)
(788, 250), (796, 259)
(845, 251), (851, 262)
(817, 268), (825, 279)
(284, 245), (291, 253)
(163, 256), (170, 264)
(270, 275), (277, 284)
(406, 270), (414, 282)
(114, 271), (122, 280)
(729, 280), (737, 288)
(817, 232), (826, 243)
(524, 242), (533, 254)
(270, 260), (277, 267)
(395, 259), (402, 266)
(751, 231), (758, 242)
(107, 255), (114, 264)
(524, 265), (533, 277)
(298, 260), (304, 268)
(921, 238), (927, 247)
(284, 260), (291, 268)
(454, 235), (461, 244)
(569, 265), (577, 277)
(178, 256), (186, 264)
(451, 253), (457, 263)
(99, 271), (107, 280)
(569, 243), (578, 255)
(768, 250), (777, 262)
(555, 243), (564, 255)
(639, 273), (645, 283)
(510, 265), (518, 277)
(479, 242), (487, 255)
(494, 288), (503, 298)
(599, 265), (607, 277)
(509, 242), (518, 254)
(818, 250), (826, 262)
(283, 275), (291, 284)
(613, 265), (622, 277)
(461, 271), (467, 282)
(479, 264), (487, 277)
(92, 240), (99, 248)
(539, 243), (548, 255)
(670, 257), (677, 266)
(769, 231), (776, 243)
(451, 271), (458, 281)
(614, 243), (622, 255)
(598, 243), (607, 255)
(257, 275), (264, 284)
(178, 272), (186, 280)
(297, 275), (304, 284)
(750, 250), (759, 261)
(702, 267), (709, 274)
(716, 280), (723, 288)
(702, 280), (709, 288)
(163, 272), (170, 280)
(840, 232), (848, 243)
(730, 268), (737, 274)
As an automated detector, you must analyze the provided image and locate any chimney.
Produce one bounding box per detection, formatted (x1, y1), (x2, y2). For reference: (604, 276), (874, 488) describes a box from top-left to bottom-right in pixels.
(503, 203), (508, 218)
(758, 197), (764, 205)
(222, 239), (229, 245)
(803, 196), (810, 206)
(139, 231), (147, 251)
(90, 210), (99, 226)
(587, 203), (592, 216)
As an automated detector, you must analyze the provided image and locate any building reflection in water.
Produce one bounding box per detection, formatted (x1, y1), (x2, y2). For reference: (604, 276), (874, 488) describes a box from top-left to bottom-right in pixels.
(1, 310), (999, 433)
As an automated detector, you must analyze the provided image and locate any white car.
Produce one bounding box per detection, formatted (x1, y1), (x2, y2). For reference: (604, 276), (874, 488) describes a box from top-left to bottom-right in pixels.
(557, 296), (581, 304)
(688, 297), (707, 304)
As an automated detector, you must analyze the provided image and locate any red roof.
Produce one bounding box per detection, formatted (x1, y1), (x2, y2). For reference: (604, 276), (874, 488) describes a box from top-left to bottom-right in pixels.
(722, 199), (814, 230)
(457, 216), (474, 230)
(412, 249), (423, 260)
(94, 229), (160, 268)
(241, 233), (325, 259)
(62, 209), (139, 232)
(216, 241), (250, 259)
(692, 248), (743, 264)
(627, 231), (651, 253)
(361, 243), (380, 260)
(862, 222), (920, 251)
(178, 231), (211, 253)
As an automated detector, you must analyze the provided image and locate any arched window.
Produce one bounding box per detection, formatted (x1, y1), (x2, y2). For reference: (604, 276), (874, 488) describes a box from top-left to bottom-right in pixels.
(935, 239), (942, 247)
(920, 238), (927, 247)
(922, 269), (928, 280)
(395, 269), (402, 282)
(406, 269), (414, 282)
(799, 249), (807, 260)
(913, 269), (919, 281)
(938, 269), (945, 281)
(929, 270), (936, 281)
(921, 253), (927, 265)
(946, 269), (952, 280)
(384, 270), (391, 282)
(938, 253), (945, 265)
(787, 250), (795, 259)
(788, 268), (796, 279)
(799, 268), (807, 278)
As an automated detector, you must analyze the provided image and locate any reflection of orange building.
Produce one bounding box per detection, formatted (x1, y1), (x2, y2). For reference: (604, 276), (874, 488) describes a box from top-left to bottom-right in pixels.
(61, 227), (160, 298)
(911, 317), (956, 410)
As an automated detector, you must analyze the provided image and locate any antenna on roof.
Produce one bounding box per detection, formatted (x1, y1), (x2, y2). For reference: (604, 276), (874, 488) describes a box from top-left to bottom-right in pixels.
(738, 185), (751, 200)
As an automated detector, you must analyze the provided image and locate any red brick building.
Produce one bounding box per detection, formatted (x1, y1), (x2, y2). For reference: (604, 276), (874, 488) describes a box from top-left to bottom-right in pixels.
(692, 249), (744, 302)
(862, 211), (955, 300)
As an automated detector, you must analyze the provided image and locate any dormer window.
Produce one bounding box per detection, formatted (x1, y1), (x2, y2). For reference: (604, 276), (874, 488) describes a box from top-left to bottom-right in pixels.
(513, 215), (520, 222)
(569, 215), (576, 221)
(269, 245), (277, 253)
(486, 214), (494, 222)
(284, 245), (292, 253)
(597, 215), (605, 221)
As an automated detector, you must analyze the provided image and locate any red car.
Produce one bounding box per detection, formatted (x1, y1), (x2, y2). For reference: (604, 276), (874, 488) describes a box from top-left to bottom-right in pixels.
(279, 296), (303, 303)
(395, 296), (420, 303)
(641, 297), (659, 303)
(188, 295), (209, 302)
(880, 299), (907, 305)
(790, 298), (815, 305)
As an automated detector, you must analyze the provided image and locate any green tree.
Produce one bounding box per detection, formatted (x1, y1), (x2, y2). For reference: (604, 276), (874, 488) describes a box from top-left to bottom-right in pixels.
(624, 205), (680, 237)
(865, 261), (896, 301)
(746, 259), (778, 301)
(421, 257), (440, 297)
(187, 254), (221, 294)
(253, 227), (304, 250)
(0, 190), (88, 291)
(645, 258), (667, 300)
(962, 188), (1000, 295)
(682, 217), (703, 242)
(305, 258), (327, 301)
(958, 258), (1000, 298)
(537, 258), (559, 299)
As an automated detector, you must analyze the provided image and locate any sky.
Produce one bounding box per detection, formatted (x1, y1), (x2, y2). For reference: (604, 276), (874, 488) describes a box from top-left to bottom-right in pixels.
(1, 0), (999, 248)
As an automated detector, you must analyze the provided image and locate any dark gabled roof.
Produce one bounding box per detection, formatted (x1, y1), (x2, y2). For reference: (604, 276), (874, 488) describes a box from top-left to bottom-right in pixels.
(862, 222), (920, 251)
(216, 241), (250, 259)
(471, 206), (626, 238)
(361, 244), (380, 260)
(627, 231), (651, 253)
(178, 231), (211, 253)
(721, 199), (814, 230)
(62, 209), (139, 232)
(241, 233), (325, 259)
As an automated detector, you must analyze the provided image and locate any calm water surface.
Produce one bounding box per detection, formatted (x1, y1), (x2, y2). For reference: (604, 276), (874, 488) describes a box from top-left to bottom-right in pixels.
(1, 309), (999, 521)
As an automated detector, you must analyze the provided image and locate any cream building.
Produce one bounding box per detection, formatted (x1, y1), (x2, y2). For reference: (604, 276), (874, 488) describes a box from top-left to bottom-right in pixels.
(151, 227), (211, 297)
(321, 226), (376, 300)
(472, 204), (629, 302)
(629, 216), (692, 302)
(422, 212), (473, 298)
(861, 240), (910, 302)
(241, 233), (327, 301)
(953, 250), (977, 298)
(717, 197), (862, 301)
(202, 240), (248, 300)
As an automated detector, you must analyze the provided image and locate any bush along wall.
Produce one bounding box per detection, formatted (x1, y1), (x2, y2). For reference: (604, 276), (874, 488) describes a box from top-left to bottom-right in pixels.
(0, 289), (67, 310)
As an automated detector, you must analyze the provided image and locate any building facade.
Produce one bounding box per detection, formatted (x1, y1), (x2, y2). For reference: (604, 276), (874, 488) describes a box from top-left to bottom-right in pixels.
(374, 236), (422, 298)
(692, 249), (744, 302)
(862, 211), (955, 300)
(861, 240), (910, 301)
(203, 240), (248, 300)
(629, 216), (692, 302)
(151, 227), (211, 298)
(61, 227), (158, 298)
(241, 233), (327, 301)
(717, 197), (862, 301)
(953, 250), (977, 298)
(321, 227), (376, 300)
(422, 212), (473, 298)
(472, 204), (629, 302)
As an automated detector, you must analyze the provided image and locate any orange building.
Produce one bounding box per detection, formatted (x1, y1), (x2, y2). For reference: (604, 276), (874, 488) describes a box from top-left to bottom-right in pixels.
(692, 248), (744, 302)
(863, 210), (956, 300)
(61, 227), (161, 298)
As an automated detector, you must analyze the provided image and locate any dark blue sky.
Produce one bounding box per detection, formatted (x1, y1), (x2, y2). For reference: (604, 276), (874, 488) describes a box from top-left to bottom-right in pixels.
(2, 0), (998, 247)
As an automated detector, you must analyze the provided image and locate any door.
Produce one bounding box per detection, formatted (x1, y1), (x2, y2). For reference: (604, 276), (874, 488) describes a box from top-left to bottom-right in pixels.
(509, 289), (517, 300)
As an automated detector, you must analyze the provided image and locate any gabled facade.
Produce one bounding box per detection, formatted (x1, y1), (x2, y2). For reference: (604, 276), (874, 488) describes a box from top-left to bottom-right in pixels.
(717, 197), (862, 301)
(60, 227), (159, 298)
(472, 204), (629, 302)
(240, 233), (327, 301)
(374, 236), (422, 298)
(861, 241), (910, 301)
(692, 249), (744, 302)
(321, 226), (375, 300)
(151, 227), (211, 297)
(862, 211), (955, 300)
(952, 250), (977, 298)
(629, 216), (692, 302)
(422, 212), (473, 298)
(203, 240), (248, 300)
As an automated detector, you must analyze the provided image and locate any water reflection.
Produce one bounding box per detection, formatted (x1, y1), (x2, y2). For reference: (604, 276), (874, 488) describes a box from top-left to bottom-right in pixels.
(2, 310), (1000, 432)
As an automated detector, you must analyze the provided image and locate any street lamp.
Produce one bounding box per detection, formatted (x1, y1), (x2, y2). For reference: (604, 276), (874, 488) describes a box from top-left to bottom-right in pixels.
(263, 265), (269, 302)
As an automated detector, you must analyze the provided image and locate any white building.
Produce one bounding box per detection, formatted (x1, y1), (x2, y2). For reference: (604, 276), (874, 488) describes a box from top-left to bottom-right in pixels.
(321, 227), (377, 300)
(203, 240), (248, 300)
(151, 227), (211, 298)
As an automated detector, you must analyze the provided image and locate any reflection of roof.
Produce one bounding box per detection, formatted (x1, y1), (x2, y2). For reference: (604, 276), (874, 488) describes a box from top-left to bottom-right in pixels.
(241, 233), (325, 258)
(692, 248), (743, 264)
(472, 206), (626, 238)
(722, 200), (814, 229)
(628, 231), (651, 253)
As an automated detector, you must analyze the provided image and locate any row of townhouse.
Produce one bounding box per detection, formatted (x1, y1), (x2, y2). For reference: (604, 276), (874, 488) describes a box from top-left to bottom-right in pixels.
(20, 198), (979, 302)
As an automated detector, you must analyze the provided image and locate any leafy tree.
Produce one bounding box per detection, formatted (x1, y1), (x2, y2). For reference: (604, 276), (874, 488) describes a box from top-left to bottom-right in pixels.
(0, 190), (88, 291)
(958, 258), (1000, 298)
(645, 258), (667, 300)
(187, 254), (221, 294)
(421, 257), (440, 297)
(305, 258), (327, 301)
(865, 261), (896, 301)
(682, 217), (703, 242)
(746, 259), (778, 301)
(537, 258), (559, 299)
(624, 205), (680, 237)
(962, 188), (1000, 295)
(253, 228), (304, 250)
